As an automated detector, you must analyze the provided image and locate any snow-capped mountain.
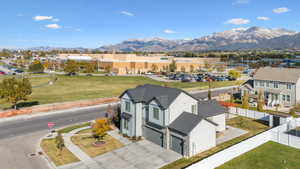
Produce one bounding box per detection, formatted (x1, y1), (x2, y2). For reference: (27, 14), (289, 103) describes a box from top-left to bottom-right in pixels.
(98, 27), (299, 52)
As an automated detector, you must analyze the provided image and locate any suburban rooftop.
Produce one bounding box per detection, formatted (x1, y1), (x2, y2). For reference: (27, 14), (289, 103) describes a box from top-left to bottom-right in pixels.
(120, 84), (196, 109)
(254, 67), (300, 83)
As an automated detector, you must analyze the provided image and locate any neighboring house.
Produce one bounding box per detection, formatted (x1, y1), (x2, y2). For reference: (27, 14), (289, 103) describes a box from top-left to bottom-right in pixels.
(240, 67), (300, 107)
(119, 84), (227, 157)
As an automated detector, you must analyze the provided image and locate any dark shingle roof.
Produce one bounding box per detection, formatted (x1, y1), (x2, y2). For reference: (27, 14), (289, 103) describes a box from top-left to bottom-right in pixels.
(254, 67), (300, 83)
(168, 112), (203, 135)
(120, 84), (197, 109)
(198, 100), (228, 118)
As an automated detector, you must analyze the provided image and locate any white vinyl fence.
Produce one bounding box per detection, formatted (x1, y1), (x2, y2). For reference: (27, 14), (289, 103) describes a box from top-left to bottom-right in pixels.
(187, 117), (300, 169)
(229, 107), (270, 121)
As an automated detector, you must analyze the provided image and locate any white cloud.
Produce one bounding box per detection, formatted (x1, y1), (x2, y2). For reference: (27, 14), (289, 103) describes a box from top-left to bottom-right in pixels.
(164, 29), (177, 34)
(45, 24), (61, 29)
(75, 28), (81, 32)
(120, 11), (134, 16)
(233, 0), (249, 5)
(33, 15), (54, 21)
(257, 16), (270, 21)
(273, 7), (290, 14)
(225, 18), (250, 25)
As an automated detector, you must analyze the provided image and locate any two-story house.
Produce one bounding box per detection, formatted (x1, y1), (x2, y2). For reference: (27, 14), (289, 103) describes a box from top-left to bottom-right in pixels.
(119, 84), (227, 157)
(240, 67), (300, 107)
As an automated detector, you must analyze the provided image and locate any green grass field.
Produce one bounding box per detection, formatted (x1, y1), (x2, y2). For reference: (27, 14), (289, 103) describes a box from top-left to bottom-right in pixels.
(0, 75), (242, 109)
(216, 141), (300, 169)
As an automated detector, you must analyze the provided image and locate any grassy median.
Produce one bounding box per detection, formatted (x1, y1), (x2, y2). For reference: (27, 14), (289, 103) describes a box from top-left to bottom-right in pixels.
(160, 116), (269, 169)
(217, 141), (300, 169)
(41, 138), (80, 166)
(0, 75), (243, 109)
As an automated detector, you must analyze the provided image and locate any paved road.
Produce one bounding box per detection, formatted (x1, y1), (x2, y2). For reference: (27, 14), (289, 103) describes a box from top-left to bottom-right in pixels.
(0, 87), (233, 169)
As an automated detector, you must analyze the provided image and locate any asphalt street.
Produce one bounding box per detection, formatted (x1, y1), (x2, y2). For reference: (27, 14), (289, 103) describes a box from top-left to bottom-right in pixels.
(0, 87), (233, 169)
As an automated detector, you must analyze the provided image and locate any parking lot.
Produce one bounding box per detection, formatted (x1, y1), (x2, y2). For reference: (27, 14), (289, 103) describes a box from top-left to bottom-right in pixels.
(167, 73), (236, 82)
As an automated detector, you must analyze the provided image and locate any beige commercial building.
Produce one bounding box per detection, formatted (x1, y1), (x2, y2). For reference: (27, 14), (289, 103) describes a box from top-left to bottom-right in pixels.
(57, 53), (221, 75)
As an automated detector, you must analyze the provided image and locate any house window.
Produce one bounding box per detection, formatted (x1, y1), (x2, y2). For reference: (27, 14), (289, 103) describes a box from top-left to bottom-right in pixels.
(282, 95), (286, 101)
(124, 119), (129, 130)
(274, 82), (279, 88)
(255, 81), (259, 87)
(266, 82), (269, 87)
(125, 101), (131, 112)
(191, 105), (197, 114)
(287, 84), (292, 90)
(153, 107), (159, 120)
(260, 81), (264, 87)
(287, 95), (291, 102)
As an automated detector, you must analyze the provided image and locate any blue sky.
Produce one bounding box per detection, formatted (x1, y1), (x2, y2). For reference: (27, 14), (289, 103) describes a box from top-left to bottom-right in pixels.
(1, 0), (299, 48)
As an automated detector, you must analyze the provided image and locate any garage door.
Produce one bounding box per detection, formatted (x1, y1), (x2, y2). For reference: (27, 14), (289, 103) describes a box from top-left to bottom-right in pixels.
(144, 127), (164, 147)
(170, 135), (184, 155)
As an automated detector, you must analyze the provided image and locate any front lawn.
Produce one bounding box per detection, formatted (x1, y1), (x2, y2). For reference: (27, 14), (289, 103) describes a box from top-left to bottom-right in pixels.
(40, 138), (80, 166)
(0, 75), (243, 109)
(71, 134), (123, 157)
(216, 141), (300, 169)
(161, 116), (269, 169)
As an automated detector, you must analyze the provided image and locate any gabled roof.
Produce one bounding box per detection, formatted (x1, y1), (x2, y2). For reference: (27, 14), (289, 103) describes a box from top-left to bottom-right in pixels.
(120, 84), (198, 109)
(198, 100), (228, 118)
(254, 67), (300, 83)
(168, 112), (204, 135)
(241, 80), (254, 90)
(168, 112), (217, 135)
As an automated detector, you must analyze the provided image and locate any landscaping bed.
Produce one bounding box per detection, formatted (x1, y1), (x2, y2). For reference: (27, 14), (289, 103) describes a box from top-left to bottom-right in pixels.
(216, 141), (300, 169)
(160, 116), (270, 169)
(40, 138), (80, 166)
(71, 134), (123, 157)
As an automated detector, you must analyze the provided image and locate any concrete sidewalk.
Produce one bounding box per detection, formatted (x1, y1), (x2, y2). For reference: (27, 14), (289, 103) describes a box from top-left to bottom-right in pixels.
(63, 126), (100, 169)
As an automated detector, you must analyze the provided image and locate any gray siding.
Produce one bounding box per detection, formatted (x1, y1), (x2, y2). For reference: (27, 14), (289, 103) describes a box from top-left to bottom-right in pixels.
(254, 79), (296, 106)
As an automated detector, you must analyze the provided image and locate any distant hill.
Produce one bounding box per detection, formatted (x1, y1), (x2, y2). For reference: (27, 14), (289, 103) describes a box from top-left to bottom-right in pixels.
(98, 27), (299, 52)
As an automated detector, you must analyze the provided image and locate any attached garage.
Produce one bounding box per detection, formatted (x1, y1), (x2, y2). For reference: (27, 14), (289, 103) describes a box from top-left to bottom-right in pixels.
(144, 126), (164, 147)
(170, 135), (184, 155)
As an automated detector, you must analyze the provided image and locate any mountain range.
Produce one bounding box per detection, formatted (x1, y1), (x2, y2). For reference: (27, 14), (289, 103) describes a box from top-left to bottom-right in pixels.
(98, 27), (300, 52)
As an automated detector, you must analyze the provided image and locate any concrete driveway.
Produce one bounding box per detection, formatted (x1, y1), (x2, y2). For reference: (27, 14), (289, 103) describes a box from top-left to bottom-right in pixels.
(95, 140), (182, 169)
(60, 140), (181, 169)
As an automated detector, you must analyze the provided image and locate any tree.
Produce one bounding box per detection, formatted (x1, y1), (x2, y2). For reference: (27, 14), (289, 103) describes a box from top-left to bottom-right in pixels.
(204, 61), (212, 70)
(289, 108), (298, 118)
(208, 90), (212, 100)
(105, 65), (112, 73)
(28, 60), (44, 73)
(228, 70), (241, 79)
(216, 64), (226, 72)
(190, 65), (195, 73)
(169, 60), (177, 72)
(106, 104), (115, 123)
(242, 91), (249, 109)
(0, 78), (32, 109)
(257, 90), (264, 111)
(151, 64), (158, 72)
(230, 92), (234, 103)
(180, 66), (186, 73)
(84, 62), (95, 73)
(55, 132), (65, 156)
(63, 60), (79, 74)
(208, 80), (212, 100)
(92, 118), (110, 142)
